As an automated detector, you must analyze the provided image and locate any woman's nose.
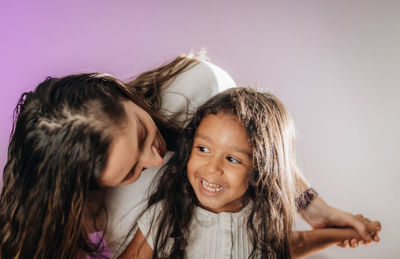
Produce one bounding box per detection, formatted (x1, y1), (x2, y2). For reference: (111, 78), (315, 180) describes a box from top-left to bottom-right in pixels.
(141, 145), (163, 169)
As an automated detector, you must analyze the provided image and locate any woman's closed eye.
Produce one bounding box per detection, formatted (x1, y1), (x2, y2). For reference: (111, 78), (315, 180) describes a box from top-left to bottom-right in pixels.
(138, 121), (147, 147)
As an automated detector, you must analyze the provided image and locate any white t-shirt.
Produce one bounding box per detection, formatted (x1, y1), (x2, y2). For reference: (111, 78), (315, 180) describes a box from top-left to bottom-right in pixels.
(104, 60), (236, 257)
(137, 201), (254, 259)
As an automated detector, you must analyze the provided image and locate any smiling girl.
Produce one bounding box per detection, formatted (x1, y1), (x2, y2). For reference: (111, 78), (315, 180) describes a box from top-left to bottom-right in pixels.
(121, 87), (380, 259)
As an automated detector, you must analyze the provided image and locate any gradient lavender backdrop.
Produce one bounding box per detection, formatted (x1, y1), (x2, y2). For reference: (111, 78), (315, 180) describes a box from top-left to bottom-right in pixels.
(1, 1), (399, 258)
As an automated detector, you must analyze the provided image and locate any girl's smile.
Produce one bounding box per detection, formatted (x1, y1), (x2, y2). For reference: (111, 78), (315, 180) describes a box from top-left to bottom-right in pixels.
(187, 112), (253, 213)
(200, 178), (225, 193)
(197, 178), (226, 197)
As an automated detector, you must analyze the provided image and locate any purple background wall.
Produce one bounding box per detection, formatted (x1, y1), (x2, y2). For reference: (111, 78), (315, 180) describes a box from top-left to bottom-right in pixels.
(1, 1), (399, 258)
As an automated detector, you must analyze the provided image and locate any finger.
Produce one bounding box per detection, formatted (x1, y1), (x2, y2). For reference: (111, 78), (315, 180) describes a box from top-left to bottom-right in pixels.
(374, 221), (382, 232)
(350, 239), (359, 248)
(373, 234), (380, 242)
(337, 240), (347, 248)
(352, 217), (372, 241)
(343, 240), (350, 248)
(367, 222), (381, 237)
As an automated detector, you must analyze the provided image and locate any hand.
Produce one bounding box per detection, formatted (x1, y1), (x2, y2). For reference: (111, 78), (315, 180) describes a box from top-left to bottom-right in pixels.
(336, 214), (381, 248)
(301, 197), (381, 247)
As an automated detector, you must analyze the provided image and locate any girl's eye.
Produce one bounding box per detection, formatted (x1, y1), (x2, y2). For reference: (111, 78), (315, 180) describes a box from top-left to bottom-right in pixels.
(196, 146), (210, 153)
(226, 156), (241, 164)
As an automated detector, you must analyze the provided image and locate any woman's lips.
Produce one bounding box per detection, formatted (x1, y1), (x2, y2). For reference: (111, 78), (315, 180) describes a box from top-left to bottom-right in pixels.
(158, 145), (165, 158)
(122, 166), (140, 184)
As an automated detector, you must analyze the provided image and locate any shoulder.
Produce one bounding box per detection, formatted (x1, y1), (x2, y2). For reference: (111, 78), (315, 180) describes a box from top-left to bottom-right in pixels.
(105, 152), (173, 227)
(103, 153), (174, 253)
(160, 59), (237, 117)
(167, 59), (236, 93)
(138, 200), (164, 226)
(136, 201), (165, 250)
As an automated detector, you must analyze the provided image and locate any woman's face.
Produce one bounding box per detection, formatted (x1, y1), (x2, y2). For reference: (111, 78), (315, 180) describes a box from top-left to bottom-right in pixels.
(187, 112), (253, 213)
(100, 101), (167, 186)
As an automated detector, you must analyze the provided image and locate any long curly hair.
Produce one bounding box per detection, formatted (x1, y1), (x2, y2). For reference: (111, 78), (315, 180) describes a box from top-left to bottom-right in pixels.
(146, 87), (303, 259)
(0, 54), (200, 258)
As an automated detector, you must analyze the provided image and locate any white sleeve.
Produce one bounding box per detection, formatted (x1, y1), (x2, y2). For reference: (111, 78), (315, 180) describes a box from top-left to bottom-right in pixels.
(136, 201), (164, 250)
(104, 152), (173, 257)
(160, 60), (237, 121)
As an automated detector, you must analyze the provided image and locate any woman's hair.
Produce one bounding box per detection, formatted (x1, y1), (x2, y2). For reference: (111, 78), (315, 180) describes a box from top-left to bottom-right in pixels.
(125, 53), (202, 150)
(147, 87), (303, 259)
(0, 54), (201, 258)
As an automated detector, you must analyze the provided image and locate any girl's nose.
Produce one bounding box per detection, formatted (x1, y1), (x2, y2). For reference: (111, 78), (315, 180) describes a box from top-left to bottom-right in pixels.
(205, 156), (223, 175)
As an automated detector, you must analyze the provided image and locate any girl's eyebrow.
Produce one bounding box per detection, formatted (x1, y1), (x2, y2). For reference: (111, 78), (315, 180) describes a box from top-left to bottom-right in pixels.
(194, 133), (252, 158)
(194, 133), (212, 142)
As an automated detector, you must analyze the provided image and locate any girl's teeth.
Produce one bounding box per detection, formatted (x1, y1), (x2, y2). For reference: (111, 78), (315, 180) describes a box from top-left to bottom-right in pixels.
(201, 179), (224, 192)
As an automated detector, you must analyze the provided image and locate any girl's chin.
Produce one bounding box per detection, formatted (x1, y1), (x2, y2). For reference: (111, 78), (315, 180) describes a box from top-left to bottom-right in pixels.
(195, 180), (227, 213)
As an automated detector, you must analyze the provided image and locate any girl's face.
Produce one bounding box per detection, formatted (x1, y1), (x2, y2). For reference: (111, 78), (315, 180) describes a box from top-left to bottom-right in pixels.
(100, 101), (167, 186)
(187, 111), (253, 213)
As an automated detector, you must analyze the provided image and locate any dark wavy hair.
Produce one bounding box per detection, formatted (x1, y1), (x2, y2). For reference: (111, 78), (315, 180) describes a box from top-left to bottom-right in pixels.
(0, 55), (200, 258)
(146, 87), (303, 259)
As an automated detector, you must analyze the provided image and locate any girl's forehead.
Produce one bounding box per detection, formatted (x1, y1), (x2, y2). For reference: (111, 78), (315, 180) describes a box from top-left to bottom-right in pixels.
(196, 112), (252, 153)
(200, 112), (239, 127)
(200, 111), (247, 134)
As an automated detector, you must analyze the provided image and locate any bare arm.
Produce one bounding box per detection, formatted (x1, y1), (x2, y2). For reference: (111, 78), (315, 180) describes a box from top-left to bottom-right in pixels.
(291, 217), (381, 258)
(300, 197), (381, 246)
(118, 229), (154, 259)
(293, 169), (381, 246)
(291, 228), (358, 258)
